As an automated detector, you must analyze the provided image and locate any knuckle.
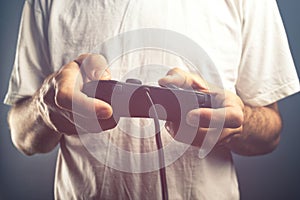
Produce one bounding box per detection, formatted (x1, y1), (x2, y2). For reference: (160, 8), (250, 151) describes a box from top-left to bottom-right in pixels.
(77, 53), (91, 62)
(55, 87), (71, 108)
(172, 67), (181, 72)
(226, 109), (244, 128)
(230, 109), (244, 127)
(94, 54), (106, 61)
(167, 67), (181, 75)
(78, 53), (91, 58)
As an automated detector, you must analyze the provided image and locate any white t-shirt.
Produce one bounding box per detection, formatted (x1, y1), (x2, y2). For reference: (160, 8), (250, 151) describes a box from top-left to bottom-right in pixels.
(5, 0), (299, 199)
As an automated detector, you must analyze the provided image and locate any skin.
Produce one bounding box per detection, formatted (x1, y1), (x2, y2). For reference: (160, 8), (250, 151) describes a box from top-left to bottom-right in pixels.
(8, 54), (116, 155)
(159, 68), (281, 156)
(7, 55), (281, 156)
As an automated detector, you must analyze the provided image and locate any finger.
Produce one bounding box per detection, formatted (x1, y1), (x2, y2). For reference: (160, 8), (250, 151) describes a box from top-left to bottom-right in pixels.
(49, 109), (116, 135)
(158, 68), (186, 87)
(193, 127), (241, 147)
(217, 127), (242, 145)
(56, 89), (113, 119)
(71, 92), (113, 119)
(186, 107), (243, 128)
(49, 109), (86, 135)
(165, 121), (208, 147)
(166, 119), (242, 149)
(79, 54), (111, 81)
(158, 67), (208, 91)
(70, 112), (118, 133)
(54, 61), (113, 119)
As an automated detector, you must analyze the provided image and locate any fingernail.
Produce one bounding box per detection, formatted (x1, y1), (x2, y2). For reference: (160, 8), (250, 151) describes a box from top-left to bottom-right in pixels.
(165, 75), (175, 82)
(101, 71), (111, 80)
(159, 75), (173, 86)
(165, 122), (171, 132)
(186, 113), (199, 127)
(96, 108), (112, 119)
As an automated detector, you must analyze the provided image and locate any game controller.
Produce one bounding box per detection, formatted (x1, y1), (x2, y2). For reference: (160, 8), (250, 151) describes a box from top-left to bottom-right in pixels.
(82, 79), (211, 122)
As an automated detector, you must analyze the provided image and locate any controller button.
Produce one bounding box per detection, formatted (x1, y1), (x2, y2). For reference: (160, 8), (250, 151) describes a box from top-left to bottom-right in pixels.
(126, 78), (142, 85)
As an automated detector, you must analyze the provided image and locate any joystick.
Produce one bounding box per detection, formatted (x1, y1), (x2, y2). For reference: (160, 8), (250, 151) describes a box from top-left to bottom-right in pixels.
(82, 80), (211, 122)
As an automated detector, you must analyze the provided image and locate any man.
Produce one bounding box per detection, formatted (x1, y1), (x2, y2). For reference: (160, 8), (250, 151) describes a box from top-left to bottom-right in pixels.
(5, 0), (299, 199)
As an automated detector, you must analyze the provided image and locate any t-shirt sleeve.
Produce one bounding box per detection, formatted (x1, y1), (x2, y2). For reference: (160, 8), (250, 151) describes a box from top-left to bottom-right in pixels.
(236, 0), (300, 106)
(4, 0), (52, 105)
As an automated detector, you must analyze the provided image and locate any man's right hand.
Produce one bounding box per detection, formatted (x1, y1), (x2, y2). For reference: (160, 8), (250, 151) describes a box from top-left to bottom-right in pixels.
(38, 54), (118, 135)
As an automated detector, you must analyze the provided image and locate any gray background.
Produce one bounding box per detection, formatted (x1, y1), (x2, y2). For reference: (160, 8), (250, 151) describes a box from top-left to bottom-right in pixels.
(0, 0), (299, 199)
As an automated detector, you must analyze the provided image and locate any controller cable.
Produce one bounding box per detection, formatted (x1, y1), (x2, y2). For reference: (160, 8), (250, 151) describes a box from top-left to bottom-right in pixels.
(144, 88), (169, 200)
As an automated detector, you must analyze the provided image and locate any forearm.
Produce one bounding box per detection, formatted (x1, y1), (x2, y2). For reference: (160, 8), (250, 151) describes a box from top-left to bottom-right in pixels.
(8, 95), (62, 156)
(227, 103), (282, 156)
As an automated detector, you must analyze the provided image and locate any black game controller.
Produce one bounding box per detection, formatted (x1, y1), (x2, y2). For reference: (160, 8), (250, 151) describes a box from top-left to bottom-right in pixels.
(82, 79), (211, 122)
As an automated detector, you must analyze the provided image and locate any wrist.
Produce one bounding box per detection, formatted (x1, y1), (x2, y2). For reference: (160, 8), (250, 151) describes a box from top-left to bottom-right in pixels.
(35, 76), (59, 133)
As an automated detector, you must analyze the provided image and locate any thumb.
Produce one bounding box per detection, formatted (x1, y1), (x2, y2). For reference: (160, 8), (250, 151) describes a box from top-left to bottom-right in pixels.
(159, 67), (209, 91)
(158, 68), (186, 88)
(77, 54), (111, 81)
